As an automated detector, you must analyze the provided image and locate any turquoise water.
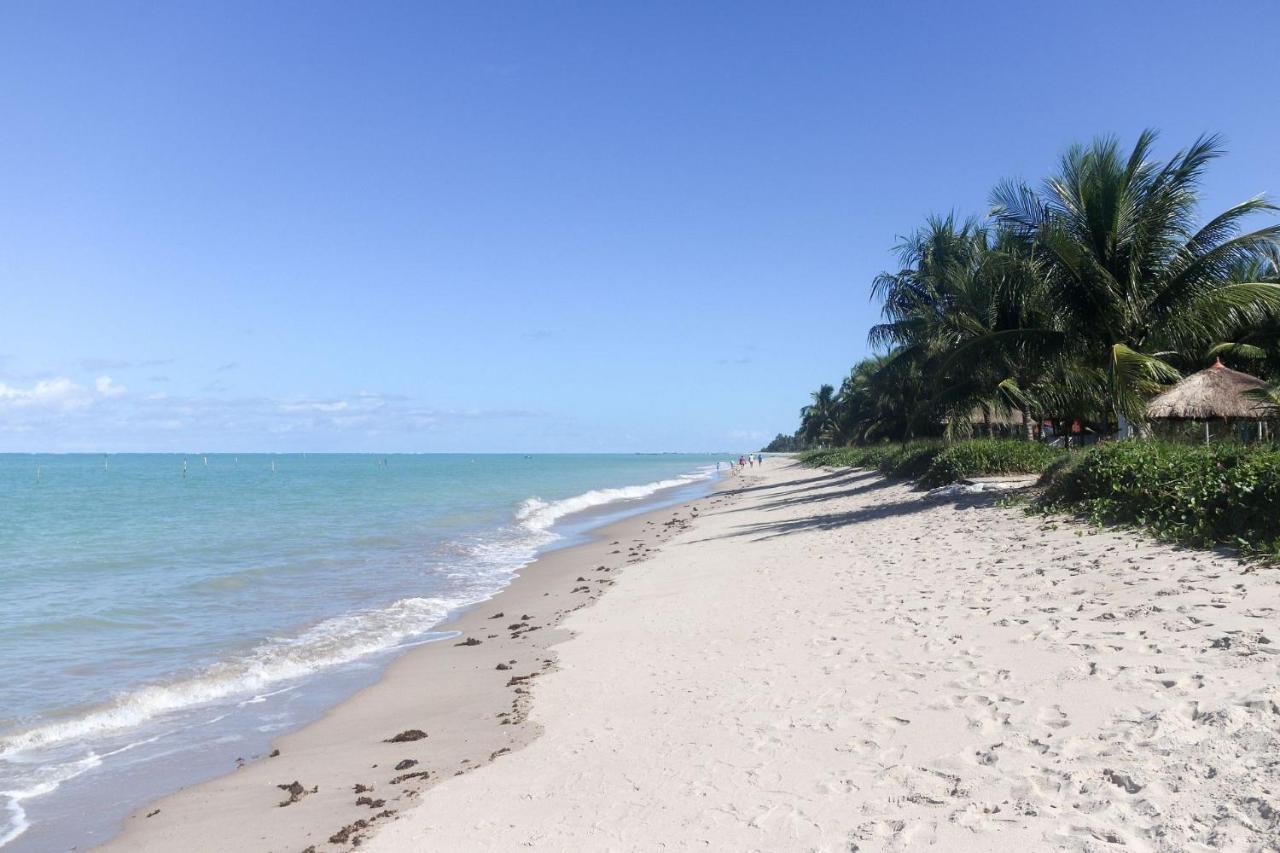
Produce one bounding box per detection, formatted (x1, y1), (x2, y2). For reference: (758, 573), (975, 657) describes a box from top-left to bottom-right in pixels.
(0, 453), (723, 850)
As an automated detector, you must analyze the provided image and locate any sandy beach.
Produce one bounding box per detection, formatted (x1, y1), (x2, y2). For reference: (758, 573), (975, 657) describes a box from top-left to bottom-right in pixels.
(108, 458), (1280, 851)
(97, 479), (710, 852)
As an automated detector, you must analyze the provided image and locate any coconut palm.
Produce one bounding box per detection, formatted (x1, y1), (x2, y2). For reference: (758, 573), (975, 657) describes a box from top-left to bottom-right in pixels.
(831, 353), (929, 443)
(1210, 248), (1280, 379)
(799, 384), (840, 447)
(789, 131), (1280, 447)
(867, 215), (985, 430)
(991, 130), (1280, 434)
(869, 216), (1064, 439)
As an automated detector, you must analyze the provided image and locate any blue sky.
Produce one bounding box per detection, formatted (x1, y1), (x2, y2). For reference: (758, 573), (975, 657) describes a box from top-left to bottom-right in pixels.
(1, 1), (1277, 452)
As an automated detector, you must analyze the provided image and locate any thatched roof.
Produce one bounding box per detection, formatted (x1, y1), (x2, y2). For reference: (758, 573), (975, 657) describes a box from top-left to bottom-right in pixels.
(966, 406), (1023, 426)
(1146, 360), (1275, 421)
(938, 406), (1023, 427)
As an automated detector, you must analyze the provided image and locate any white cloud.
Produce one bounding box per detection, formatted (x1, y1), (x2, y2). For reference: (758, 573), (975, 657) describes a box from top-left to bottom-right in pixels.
(95, 376), (127, 398)
(0, 372), (543, 451)
(0, 377), (93, 410)
(278, 400), (350, 413)
(0, 374), (128, 415)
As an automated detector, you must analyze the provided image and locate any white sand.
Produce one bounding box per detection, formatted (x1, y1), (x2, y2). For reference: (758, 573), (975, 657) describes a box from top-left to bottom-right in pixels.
(368, 459), (1280, 852)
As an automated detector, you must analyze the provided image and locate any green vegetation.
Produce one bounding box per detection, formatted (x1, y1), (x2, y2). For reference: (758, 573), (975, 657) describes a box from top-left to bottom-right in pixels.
(1038, 441), (1280, 557)
(879, 441), (945, 480)
(798, 446), (876, 468)
(920, 440), (1065, 488)
(760, 433), (804, 453)
(801, 439), (1062, 487)
(785, 130), (1280, 558)
(803, 437), (1280, 557)
(793, 130), (1280, 447)
(799, 444), (908, 473)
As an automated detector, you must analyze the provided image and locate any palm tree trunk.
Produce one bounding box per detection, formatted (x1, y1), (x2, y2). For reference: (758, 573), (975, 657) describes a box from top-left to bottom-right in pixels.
(982, 405), (992, 438)
(1021, 408), (1034, 441)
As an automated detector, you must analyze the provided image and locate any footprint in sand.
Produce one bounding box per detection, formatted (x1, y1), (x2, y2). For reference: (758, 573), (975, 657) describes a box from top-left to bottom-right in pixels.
(1037, 705), (1070, 730)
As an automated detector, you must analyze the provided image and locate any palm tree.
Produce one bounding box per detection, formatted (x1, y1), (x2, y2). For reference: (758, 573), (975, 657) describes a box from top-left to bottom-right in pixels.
(991, 130), (1280, 435)
(833, 353), (931, 443)
(869, 215), (1060, 440)
(1211, 248), (1280, 379)
(799, 384), (840, 447)
(868, 214), (986, 435)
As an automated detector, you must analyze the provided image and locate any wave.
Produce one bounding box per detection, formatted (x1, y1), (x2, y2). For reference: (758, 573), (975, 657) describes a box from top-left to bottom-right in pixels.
(0, 736), (162, 846)
(0, 752), (99, 847)
(0, 596), (464, 758)
(516, 468), (714, 534)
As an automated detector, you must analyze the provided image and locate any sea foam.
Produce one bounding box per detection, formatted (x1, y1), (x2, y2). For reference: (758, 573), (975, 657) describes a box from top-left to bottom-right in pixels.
(516, 468), (714, 534)
(0, 595), (463, 757)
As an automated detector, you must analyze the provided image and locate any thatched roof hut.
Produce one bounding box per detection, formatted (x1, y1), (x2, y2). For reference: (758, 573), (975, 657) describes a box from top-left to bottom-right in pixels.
(1146, 360), (1275, 421)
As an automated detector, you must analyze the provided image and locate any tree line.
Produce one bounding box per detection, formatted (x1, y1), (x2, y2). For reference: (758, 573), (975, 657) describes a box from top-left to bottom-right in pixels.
(783, 131), (1280, 450)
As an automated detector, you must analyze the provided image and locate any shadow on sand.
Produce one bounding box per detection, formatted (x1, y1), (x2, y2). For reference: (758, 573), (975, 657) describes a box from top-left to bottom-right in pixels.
(718, 466), (860, 498)
(706, 471), (1008, 542)
(728, 472), (899, 513)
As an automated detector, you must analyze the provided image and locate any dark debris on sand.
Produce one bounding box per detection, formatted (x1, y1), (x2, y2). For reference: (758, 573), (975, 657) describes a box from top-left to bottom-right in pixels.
(276, 781), (316, 807)
(384, 729), (427, 743)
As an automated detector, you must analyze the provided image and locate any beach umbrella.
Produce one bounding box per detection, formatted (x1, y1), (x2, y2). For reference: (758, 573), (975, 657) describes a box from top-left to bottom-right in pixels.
(1145, 359), (1276, 442)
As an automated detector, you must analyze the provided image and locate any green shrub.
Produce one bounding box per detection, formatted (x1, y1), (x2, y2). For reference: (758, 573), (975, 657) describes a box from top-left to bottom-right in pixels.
(1036, 451), (1090, 491)
(921, 439), (1066, 488)
(877, 441), (945, 479)
(795, 437), (1280, 558)
(800, 441), (943, 477)
(803, 439), (1060, 486)
(799, 445), (894, 470)
(1038, 441), (1280, 556)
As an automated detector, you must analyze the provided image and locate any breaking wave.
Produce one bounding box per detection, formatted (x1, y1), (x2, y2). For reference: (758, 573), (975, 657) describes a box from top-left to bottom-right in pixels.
(0, 596), (463, 758)
(516, 468), (714, 534)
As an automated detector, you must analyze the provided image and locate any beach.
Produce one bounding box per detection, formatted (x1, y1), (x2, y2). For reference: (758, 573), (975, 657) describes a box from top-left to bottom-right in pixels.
(107, 457), (1280, 851)
(96, 468), (716, 852)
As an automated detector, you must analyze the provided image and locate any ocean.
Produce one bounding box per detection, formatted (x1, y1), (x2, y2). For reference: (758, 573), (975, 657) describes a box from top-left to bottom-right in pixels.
(0, 453), (723, 851)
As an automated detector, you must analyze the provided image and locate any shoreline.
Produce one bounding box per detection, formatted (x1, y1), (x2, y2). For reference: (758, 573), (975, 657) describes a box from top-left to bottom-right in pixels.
(369, 458), (1277, 851)
(96, 454), (1279, 850)
(97, 469), (738, 851)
